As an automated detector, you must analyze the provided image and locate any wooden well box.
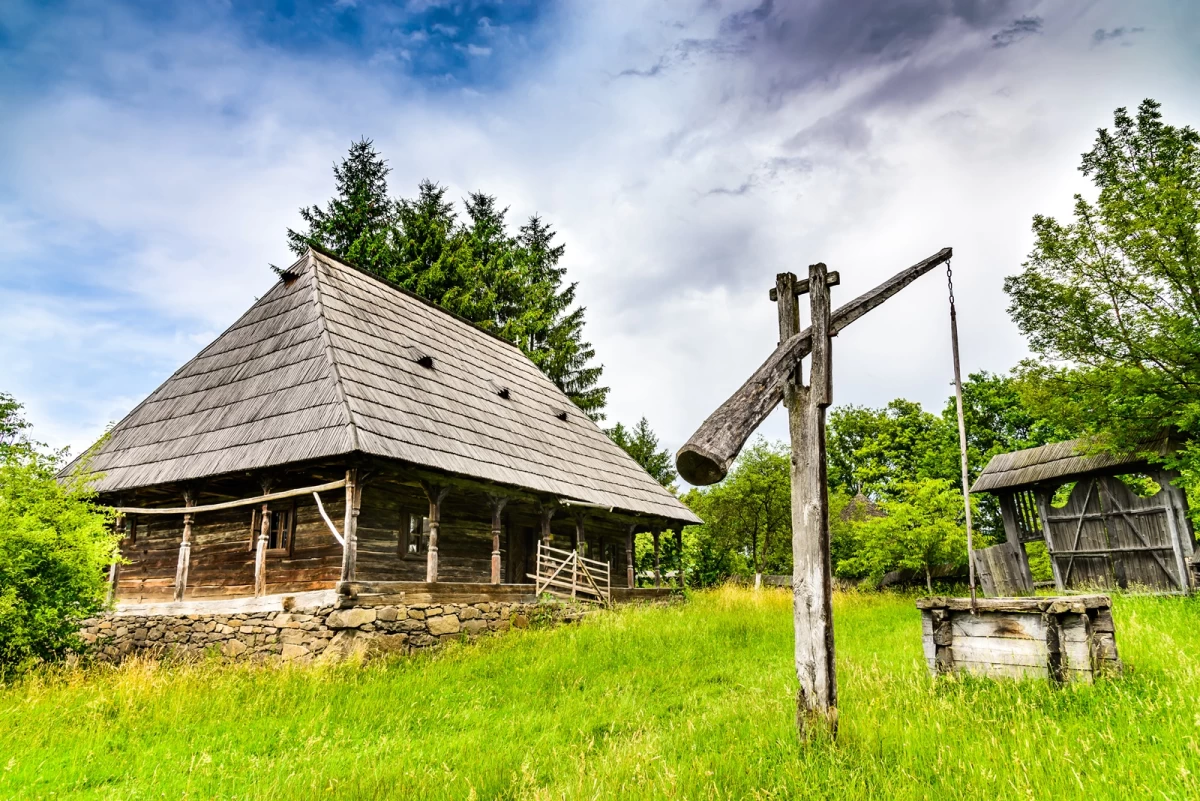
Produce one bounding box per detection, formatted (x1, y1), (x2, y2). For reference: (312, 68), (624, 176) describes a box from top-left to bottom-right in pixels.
(916, 595), (1121, 682)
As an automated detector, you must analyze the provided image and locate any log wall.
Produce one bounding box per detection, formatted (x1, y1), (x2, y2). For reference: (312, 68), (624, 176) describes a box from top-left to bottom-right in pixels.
(112, 471), (641, 602)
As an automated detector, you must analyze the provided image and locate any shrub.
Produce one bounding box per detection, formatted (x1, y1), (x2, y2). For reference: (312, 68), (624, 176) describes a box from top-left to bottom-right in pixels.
(0, 393), (116, 677)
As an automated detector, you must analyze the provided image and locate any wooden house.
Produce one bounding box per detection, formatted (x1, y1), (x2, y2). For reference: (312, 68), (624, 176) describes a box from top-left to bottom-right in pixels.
(970, 439), (1195, 595)
(70, 248), (699, 609)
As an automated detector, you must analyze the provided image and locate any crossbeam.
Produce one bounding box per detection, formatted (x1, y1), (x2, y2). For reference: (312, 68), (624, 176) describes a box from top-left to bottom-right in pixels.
(677, 247), (952, 485)
(112, 479), (347, 515)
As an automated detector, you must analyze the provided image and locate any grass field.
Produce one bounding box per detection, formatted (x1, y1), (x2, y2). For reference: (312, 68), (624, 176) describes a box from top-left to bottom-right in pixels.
(3, 587), (1200, 800)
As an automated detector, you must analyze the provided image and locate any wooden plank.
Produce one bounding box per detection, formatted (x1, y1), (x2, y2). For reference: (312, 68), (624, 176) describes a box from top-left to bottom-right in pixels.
(950, 612), (1046, 640)
(112, 479), (348, 515)
(951, 640), (1048, 668)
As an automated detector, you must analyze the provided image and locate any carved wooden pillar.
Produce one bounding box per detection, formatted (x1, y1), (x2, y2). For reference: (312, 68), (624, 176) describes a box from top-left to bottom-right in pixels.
(255, 499), (270, 598)
(539, 505), (556, 546)
(174, 494), (195, 602)
(488, 495), (508, 585)
(653, 530), (661, 588)
(626, 524), (636, 589)
(422, 482), (449, 583)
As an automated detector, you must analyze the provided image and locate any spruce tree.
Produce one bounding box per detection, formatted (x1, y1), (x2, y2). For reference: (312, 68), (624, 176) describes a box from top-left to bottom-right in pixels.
(287, 141), (610, 420)
(607, 417), (677, 488)
(287, 138), (396, 276)
(517, 216), (609, 419)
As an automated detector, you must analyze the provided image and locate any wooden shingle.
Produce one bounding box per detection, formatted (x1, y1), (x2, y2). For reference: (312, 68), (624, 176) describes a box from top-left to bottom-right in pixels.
(70, 249), (699, 524)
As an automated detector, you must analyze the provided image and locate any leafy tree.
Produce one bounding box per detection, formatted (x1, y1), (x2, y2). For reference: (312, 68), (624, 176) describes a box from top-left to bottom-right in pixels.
(837, 479), (970, 592)
(0, 394), (117, 677)
(827, 400), (957, 500)
(682, 438), (791, 587)
(1005, 99), (1200, 479)
(287, 141), (610, 419)
(607, 417), (677, 488)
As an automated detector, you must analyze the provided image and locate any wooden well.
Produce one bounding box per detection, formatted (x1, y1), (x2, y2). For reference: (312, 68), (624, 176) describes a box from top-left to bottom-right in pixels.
(917, 595), (1121, 682)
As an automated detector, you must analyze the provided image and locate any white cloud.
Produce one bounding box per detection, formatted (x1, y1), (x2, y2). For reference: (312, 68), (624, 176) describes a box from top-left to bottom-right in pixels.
(2, 0), (1198, 476)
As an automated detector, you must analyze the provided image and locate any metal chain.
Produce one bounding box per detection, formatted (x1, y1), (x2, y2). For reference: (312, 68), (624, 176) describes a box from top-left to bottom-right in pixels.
(946, 259), (955, 311)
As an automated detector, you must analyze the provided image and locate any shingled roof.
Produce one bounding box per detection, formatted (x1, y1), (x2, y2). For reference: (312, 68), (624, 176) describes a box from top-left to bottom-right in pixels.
(970, 438), (1167, 494)
(73, 248), (699, 524)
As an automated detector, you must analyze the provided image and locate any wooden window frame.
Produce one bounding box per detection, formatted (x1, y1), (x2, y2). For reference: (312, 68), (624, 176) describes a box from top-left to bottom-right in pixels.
(399, 512), (429, 559)
(119, 514), (138, 546)
(250, 501), (296, 558)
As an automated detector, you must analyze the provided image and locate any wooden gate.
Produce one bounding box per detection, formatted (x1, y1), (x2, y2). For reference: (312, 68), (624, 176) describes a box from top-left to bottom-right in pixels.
(528, 542), (611, 606)
(1039, 476), (1190, 592)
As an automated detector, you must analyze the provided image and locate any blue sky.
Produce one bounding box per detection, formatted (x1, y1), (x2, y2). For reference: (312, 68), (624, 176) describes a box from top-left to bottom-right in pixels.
(2, 0), (1199, 461)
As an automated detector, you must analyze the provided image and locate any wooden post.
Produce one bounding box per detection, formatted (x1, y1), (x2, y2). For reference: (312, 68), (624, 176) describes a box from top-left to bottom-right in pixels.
(626, 524), (637, 589)
(338, 469), (362, 584)
(781, 264), (838, 736)
(539, 505), (555, 546)
(107, 512), (123, 605)
(255, 501), (270, 598)
(1035, 490), (1065, 591)
(1159, 472), (1191, 592)
(653, 530), (661, 588)
(573, 514), (586, 556)
(488, 495), (508, 586)
(422, 482), (449, 583)
(676, 527), (686, 589)
(174, 494), (195, 602)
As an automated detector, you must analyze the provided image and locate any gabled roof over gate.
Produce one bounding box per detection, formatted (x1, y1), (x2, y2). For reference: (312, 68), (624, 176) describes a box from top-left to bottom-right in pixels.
(70, 249), (699, 524)
(970, 438), (1171, 494)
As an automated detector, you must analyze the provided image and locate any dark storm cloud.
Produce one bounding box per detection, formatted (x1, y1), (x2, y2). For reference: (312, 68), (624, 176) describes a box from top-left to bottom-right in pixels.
(706, 0), (1024, 99)
(991, 16), (1043, 47)
(618, 0), (1028, 91)
(1092, 26), (1145, 45)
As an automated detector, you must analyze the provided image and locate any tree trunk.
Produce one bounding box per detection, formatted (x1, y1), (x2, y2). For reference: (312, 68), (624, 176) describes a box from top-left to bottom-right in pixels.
(926, 564), (933, 594)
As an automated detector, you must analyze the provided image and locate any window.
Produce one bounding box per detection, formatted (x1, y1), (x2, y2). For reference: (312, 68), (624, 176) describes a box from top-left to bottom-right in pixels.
(250, 505), (295, 556)
(400, 513), (429, 558)
(267, 510), (292, 553)
(119, 515), (137, 544)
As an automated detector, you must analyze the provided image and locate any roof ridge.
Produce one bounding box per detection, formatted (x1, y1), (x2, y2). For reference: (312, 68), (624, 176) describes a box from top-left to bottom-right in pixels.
(302, 243), (527, 355)
(308, 252), (361, 452)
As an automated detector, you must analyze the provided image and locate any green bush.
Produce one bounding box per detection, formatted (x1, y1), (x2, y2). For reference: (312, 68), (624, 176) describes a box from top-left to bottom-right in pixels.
(0, 393), (116, 677)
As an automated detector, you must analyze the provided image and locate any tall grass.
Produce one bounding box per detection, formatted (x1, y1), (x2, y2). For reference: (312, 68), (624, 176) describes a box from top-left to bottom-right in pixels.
(3, 587), (1199, 799)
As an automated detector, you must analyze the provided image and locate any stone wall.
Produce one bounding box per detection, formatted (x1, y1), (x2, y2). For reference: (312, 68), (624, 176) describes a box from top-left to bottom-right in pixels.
(81, 599), (554, 664)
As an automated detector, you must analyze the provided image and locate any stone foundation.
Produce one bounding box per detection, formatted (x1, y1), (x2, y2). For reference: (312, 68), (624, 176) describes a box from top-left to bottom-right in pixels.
(81, 599), (558, 664)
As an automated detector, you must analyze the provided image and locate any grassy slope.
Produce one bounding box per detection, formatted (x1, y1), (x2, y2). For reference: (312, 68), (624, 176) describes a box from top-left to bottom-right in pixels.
(3, 587), (1200, 800)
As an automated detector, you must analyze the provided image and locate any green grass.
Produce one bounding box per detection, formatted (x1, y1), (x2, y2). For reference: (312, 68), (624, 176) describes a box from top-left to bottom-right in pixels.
(3, 587), (1200, 800)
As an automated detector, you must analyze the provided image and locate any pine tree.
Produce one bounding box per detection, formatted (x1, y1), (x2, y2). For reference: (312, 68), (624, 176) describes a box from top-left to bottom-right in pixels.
(517, 216), (609, 419)
(287, 139), (396, 276)
(286, 141), (610, 420)
(607, 417), (676, 488)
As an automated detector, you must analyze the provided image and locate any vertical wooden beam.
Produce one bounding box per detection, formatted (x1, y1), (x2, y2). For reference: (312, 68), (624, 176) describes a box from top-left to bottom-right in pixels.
(1035, 490), (1065, 591)
(422, 481), (449, 583)
(539, 505), (556, 546)
(255, 501), (270, 599)
(573, 513), (586, 556)
(676, 527), (686, 589)
(1159, 471), (1192, 592)
(488, 494), (509, 586)
(783, 264), (837, 736)
(338, 470), (362, 584)
(653, 530), (661, 588)
(174, 494), (195, 602)
(626, 524), (637, 589)
(107, 512), (124, 605)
